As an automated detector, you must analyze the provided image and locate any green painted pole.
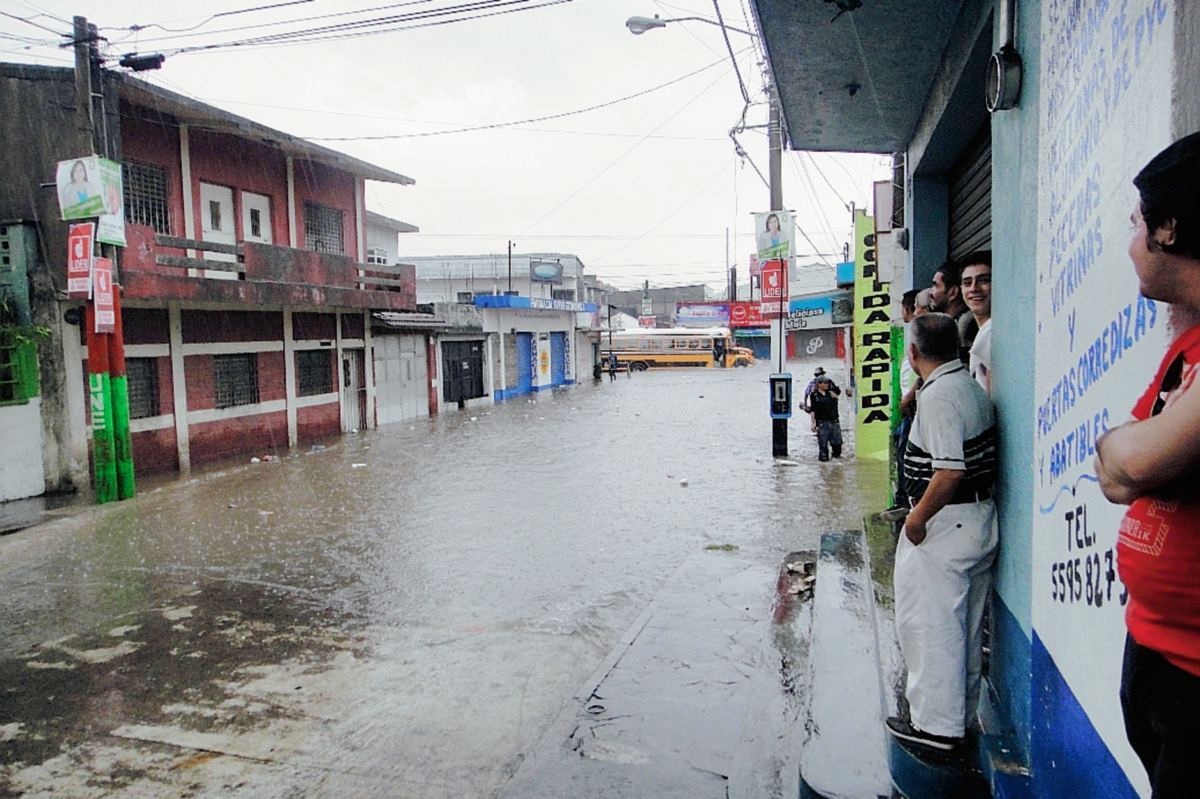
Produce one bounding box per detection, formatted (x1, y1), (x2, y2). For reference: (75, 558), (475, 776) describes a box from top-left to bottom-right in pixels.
(86, 304), (118, 504)
(108, 289), (135, 500)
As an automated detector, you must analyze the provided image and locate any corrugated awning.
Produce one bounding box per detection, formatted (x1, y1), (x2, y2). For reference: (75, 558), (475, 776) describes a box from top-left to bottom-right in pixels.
(373, 312), (450, 331)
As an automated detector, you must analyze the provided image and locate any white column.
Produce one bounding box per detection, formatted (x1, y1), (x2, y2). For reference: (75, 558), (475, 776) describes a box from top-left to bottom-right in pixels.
(283, 307), (298, 447)
(286, 156), (298, 248)
(335, 311), (346, 431)
(486, 333), (496, 401)
(363, 310), (376, 429)
(169, 302), (190, 472)
(179, 124), (196, 262)
(354, 177), (366, 261)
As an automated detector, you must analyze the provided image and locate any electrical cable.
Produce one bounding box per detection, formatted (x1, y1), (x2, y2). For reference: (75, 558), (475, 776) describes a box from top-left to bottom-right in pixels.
(163, 0), (575, 55)
(516, 66), (731, 238)
(0, 10), (63, 35)
(122, 0), (434, 42)
(589, 158), (733, 265)
(306, 53), (733, 141)
(111, 1), (323, 35)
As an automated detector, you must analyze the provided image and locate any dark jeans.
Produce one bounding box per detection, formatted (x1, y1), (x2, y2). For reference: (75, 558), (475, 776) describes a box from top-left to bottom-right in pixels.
(816, 419), (842, 460)
(1121, 633), (1200, 798)
(894, 415), (912, 505)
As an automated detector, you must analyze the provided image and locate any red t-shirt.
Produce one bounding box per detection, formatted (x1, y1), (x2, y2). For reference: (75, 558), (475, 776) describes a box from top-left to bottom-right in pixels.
(1118, 324), (1200, 676)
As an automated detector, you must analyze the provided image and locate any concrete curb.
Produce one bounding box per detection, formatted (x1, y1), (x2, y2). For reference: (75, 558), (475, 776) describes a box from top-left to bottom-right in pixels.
(799, 529), (892, 799)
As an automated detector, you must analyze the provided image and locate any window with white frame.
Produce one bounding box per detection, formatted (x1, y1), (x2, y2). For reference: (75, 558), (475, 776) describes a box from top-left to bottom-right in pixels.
(297, 349), (333, 396)
(304, 202), (344, 254)
(123, 161), (172, 234)
(214, 353), (259, 408)
(366, 247), (389, 265)
(126, 358), (160, 419)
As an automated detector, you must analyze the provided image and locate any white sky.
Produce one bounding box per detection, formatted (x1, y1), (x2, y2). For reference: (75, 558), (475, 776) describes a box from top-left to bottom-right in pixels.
(1, 0), (890, 293)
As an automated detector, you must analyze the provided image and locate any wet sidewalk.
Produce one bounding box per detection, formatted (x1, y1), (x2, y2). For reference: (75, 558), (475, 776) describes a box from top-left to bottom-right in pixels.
(497, 545), (814, 799)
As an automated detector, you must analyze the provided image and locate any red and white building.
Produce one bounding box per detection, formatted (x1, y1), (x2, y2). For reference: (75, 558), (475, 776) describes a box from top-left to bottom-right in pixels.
(1, 63), (430, 497)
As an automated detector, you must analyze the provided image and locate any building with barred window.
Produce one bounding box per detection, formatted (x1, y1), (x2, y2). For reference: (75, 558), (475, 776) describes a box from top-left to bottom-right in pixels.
(0, 62), (423, 500)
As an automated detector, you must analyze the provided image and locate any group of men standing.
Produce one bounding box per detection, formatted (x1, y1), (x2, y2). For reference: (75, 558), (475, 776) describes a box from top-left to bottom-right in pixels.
(886, 131), (1200, 799)
(885, 251), (999, 755)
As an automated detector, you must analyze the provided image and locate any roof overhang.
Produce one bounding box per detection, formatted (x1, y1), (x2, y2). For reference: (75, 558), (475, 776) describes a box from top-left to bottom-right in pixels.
(119, 76), (415, 185)
(751, 0), (969, 153)
(367, 210), (419, 234)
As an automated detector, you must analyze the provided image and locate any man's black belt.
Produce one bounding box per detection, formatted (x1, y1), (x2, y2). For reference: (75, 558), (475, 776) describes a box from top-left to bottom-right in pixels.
(947, 486), (993, 505)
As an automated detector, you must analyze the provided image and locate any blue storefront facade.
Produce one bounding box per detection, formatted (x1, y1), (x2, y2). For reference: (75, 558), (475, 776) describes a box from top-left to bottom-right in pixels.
(752, 1), (1200, 796)
(473, 295), (598, 402)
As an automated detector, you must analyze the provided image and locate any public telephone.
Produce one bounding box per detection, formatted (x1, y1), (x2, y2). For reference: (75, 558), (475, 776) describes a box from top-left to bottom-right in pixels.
(769, 373), (793, 419)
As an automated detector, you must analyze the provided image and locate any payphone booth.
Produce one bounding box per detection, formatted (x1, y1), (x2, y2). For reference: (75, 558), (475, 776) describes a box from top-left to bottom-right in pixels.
(769, 373), (792, 419)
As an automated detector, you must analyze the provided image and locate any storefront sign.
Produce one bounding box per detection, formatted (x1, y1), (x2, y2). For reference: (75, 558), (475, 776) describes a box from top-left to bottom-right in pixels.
(852, 210), (891, 461)
(785, 292), (854, 331)
(67, 222), (95, 298)
(729, 300), (765, 328)
(676, 302), (729, 326)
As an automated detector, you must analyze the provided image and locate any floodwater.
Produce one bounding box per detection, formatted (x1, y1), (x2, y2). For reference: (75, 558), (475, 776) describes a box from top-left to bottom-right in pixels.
(0, 359), (886, 798)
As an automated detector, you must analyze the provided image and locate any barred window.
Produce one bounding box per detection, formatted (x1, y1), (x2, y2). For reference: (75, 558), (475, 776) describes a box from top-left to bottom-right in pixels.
(126, 358), (160, 419)
(457, 292), (473, 303)
(214, 353), (258, 408)
(123, 161), (172, 234)
(552, 289), (576, 301)
(366, 247), (389, 265)
(0, 339), (21, 405)
(304, 202), (344, 254)
(297, 349), (333, 396)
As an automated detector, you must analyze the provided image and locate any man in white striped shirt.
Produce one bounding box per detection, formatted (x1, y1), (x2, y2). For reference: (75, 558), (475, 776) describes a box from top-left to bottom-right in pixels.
(886, 312), (999, 755)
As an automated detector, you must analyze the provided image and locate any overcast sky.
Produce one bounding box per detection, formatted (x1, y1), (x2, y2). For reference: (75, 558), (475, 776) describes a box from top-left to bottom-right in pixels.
(1, 0), (889, 293)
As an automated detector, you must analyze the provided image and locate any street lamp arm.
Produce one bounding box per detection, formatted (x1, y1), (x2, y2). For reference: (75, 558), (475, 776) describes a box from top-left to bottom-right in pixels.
(624, 15), (756, 38)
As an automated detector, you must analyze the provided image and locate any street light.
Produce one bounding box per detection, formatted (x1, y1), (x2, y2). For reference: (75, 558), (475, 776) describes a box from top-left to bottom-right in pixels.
(626, 8), (790, 456)
(625, 14), (754, 37)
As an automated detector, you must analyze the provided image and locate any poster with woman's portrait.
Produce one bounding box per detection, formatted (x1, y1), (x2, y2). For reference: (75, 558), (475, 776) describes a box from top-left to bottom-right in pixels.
(56, 156), (126, 245)
(754, 210), (793, 262)
(57, 156), (105, 219)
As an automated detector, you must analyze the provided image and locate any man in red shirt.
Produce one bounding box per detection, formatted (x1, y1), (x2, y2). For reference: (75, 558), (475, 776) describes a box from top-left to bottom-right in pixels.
(1095, 130), (1200, 798)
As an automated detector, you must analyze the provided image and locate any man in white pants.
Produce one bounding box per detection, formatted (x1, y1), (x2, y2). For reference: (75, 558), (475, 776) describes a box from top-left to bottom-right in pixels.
(887, 312), (999, 754)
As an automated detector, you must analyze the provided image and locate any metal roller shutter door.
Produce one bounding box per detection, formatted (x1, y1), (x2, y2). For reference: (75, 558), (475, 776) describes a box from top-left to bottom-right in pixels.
(948, 124), (992, 261)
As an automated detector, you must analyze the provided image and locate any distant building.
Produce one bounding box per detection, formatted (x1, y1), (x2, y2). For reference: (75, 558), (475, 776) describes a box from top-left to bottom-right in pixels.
(407, 254), (602, 406)
(608, 284), (708, 327)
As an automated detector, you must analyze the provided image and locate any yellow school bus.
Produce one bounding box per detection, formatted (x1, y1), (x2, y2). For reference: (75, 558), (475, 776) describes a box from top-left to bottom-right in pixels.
(601, 327), (754, 372)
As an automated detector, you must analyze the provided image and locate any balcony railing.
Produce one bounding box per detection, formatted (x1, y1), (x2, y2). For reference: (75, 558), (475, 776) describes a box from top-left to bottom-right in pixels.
(117, 224), (416, 311)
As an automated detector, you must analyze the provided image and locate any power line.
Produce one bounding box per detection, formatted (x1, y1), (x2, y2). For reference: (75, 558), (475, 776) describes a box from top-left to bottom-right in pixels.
(111, 1), (323, 35)
(305, 54), (732, 141)
(0, 10), (63, 35)
(590, 158), (733, 265)
(163, 0), (576, 55)
(517, 66), (732, 238)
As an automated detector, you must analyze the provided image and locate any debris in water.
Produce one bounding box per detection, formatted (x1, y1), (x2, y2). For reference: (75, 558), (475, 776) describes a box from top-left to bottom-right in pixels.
(250, 457), (261, 464)
(706, 544), (738, 551)
(679, 478), (689, 487)
(777, 460), (799, 467)
(352, 463), (367, 468)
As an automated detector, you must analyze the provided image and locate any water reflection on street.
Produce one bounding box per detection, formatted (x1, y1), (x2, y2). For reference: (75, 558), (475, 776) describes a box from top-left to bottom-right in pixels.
(0, 361), (886, 797)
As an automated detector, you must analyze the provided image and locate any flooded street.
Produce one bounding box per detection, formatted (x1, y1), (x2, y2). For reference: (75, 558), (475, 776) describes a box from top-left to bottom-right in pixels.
(0, 361), (886, 798)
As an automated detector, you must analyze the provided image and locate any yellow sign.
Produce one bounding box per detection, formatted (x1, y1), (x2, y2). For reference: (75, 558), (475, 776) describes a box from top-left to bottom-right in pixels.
(540, 349), (549, 375)
(853, 210), (892, 460)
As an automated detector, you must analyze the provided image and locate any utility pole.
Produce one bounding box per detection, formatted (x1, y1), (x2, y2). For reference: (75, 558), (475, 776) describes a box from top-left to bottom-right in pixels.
(507, 240), (513, 294)
(74, 15), (134, 502)
(769, 85), (788, 457)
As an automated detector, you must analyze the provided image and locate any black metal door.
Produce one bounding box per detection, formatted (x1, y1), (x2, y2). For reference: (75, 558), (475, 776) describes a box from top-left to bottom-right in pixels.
(442, 340), (485, 404)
